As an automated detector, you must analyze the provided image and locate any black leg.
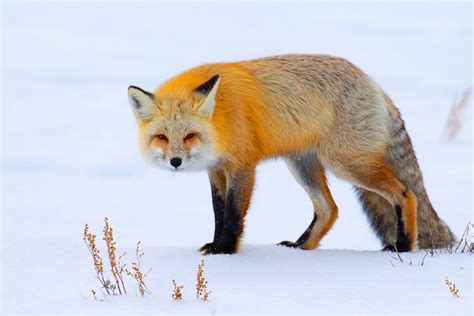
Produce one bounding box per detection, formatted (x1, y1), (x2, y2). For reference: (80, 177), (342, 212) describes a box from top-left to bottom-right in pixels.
(211, 184), (225, 242)
(202, 186), (244, 255)
(201, 168), (255, 255)
(279, 214), (317, 248)
(395, 205), (411, 252)
(212, 187), (243, 254)
(199, 183), (225, 253)
(380, 205), (411, 252)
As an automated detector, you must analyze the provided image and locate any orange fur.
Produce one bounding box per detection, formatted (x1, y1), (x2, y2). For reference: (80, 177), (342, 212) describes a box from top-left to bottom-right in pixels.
(402, 190), (418, 250)
(304, 166), (338, 250)
(155, 64), (327, 168)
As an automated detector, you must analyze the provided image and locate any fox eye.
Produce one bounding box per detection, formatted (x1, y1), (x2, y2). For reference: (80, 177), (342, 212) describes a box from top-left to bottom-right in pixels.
(157, 134), (168, 141)
(184, 133), (195, 141)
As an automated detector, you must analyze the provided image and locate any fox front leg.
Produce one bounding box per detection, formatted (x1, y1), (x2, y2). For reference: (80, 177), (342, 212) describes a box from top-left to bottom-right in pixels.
(199, 182), (226, 253)
(200, 169), (227, 253)
(201, 167), (255, 255)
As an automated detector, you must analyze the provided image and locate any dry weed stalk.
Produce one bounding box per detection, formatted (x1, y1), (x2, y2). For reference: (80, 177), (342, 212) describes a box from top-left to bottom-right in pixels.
(125, 241), (152, 296)
(103, 217), (127, 295)
(443, 88), (471, 142)
(83, 224), (110, 294)
(454, 222), (472, 253)
(389, 247), (431, 267)
(425, 221), (473, 255)
(196, 259), (211, 301)
(445, 276), (460, 297)
(171, 279), (184, 300)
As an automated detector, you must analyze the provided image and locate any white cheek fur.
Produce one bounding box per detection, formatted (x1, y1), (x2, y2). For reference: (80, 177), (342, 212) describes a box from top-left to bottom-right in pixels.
(183, 144), (219, 171)
(151, 147), (164, 155)
(142, 148), (167, 168)
(189, 147), (200, 156)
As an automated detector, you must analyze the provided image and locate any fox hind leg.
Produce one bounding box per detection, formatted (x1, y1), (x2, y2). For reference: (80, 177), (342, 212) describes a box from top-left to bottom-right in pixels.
(355, 187), (398, 250)
(279, 152), (338, 250)
(349, 158), (418, 252)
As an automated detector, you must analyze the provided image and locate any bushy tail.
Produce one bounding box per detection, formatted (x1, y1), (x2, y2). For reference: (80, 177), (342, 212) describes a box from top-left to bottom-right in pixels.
(358, 99), (455, 250)
(355, 187), (398, 247)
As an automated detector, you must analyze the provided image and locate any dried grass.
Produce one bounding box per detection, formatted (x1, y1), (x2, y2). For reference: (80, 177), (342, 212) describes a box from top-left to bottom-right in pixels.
(445, 276), (460, 297)
(196, 259), (211, 301)
(171, 279), (184, 300)
(103, 217), (127, 294)
(125, 241), (152, 296)
(83, 224), (110, 295)
(83, 218), (152, 298)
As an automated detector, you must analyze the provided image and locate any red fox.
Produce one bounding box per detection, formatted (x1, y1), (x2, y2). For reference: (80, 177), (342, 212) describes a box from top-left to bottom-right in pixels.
(128, 54), (455, 254)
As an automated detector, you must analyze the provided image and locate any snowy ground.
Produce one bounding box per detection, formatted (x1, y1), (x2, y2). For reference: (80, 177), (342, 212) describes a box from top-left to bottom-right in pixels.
(1, 1), (472, 315)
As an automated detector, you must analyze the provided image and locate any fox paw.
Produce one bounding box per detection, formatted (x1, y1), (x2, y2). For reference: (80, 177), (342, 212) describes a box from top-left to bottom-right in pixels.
(199, 242), (236, 255)
(278, 240), (303, 249)
(381, 245), (396, 252)
(381, 244), (411, 252)
(199, 242), (215, 253)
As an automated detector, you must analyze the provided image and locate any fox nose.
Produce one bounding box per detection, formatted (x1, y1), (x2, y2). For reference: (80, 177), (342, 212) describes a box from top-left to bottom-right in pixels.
(170, 157), (182, 168)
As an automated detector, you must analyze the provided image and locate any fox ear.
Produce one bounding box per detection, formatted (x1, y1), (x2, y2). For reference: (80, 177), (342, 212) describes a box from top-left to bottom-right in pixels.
(194, 75), (220, 117)
(128, 86), (157, 120)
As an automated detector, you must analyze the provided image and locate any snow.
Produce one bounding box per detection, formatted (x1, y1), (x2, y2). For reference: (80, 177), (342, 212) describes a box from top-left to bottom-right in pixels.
(5, 245), (473, 314)
(1, 1), (472, 315)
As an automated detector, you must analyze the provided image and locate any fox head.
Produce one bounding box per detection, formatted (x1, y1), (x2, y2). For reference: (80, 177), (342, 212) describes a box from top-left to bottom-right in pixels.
(128, 75), (221, 171)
